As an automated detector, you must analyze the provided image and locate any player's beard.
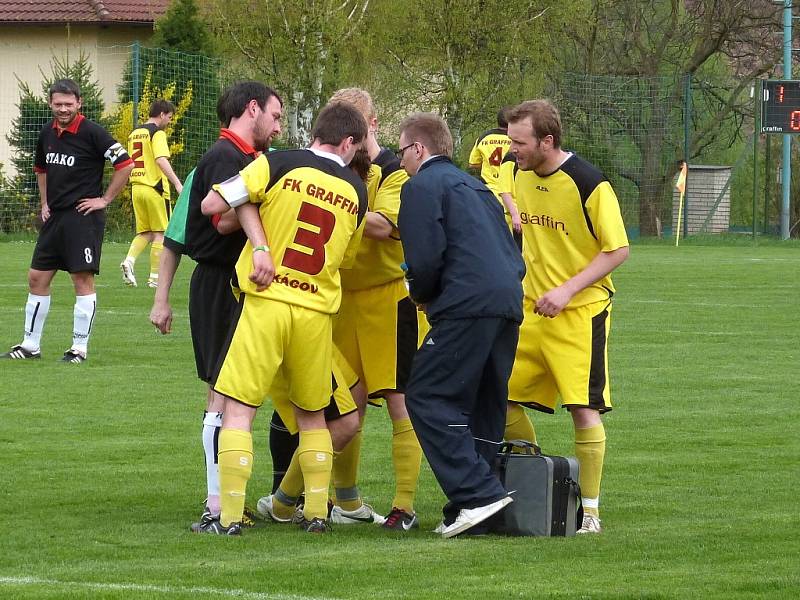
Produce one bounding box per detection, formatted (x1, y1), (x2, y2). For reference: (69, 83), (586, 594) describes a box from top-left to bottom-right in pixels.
(349, 147), (371, 181)
(253, 119), (274, 152)
(520, 142), (546, 173)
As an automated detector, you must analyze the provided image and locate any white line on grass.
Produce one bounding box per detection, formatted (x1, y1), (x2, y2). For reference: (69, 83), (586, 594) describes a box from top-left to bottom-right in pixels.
(745, 258), (798, 262)
(626, 299), (776, 308)
(0, 576), (342, 600)
(5, 307), (186, 317)
(2, 283), (115, 287)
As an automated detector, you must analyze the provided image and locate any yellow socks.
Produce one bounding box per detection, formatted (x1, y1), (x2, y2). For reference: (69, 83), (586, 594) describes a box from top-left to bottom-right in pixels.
(149, 241), (163, 281)
(391, 417), (421, 512)
(125, 234), (149, 264)
(505, 402), (537, 446)
(217, 428), (253, 527)
(575, 423), (606, 517)
(273, 450), (305, 519)
(333, 427), (363, 511)
(298, 429), (333, 520)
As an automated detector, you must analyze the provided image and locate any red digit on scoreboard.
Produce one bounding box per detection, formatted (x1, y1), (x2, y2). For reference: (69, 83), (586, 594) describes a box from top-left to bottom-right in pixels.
(791, 110), (800, 131)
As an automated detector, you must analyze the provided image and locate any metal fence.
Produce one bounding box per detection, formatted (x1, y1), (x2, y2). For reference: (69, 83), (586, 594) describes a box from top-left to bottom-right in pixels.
(0, 46), (775, 236)
(0, 44), (221, 233)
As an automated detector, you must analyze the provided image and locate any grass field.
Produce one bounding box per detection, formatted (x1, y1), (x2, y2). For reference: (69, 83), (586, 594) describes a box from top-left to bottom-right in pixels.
(1, 239), (798, 599)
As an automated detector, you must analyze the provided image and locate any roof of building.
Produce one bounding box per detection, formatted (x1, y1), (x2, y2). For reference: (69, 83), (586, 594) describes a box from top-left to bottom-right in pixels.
(0, 0), (170, 24)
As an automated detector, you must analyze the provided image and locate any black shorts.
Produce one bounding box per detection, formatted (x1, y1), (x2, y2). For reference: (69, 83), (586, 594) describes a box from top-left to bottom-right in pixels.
(189, 262), (239, 383)
(31, 208), (105, 274)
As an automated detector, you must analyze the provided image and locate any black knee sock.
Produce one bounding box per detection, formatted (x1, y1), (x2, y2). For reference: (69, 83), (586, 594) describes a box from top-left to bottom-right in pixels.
(269, 411), (299, 493)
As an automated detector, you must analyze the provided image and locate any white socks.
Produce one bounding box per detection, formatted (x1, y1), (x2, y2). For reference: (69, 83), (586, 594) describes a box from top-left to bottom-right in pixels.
(21, 293), (51, 352)
(203, 411), (224, 515)
(72, 293), (96, 355)
(21, 293), (96, 355)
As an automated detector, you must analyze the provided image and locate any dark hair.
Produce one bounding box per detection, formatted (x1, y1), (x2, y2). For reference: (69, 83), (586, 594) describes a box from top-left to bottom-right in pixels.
(507, 99), (562, 148)
(349, 147), (372, 181)
(49, 79), (81, 100)
(399, 112), (453, 158)
(497, 106), (511, 129)
(149, 99), (176, 117)
(216, 81), (283, 128)
(311, 102), (368, 146)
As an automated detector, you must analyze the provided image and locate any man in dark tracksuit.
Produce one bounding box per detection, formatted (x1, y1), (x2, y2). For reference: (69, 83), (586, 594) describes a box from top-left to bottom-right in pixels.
(396, 112), (525, 538)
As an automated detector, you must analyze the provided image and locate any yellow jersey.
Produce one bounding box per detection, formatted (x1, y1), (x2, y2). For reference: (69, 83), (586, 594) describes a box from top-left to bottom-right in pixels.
(468, 128), (512, 197)
(514, 153), (628, 308)
(128, 122), (170, 193)
(215, 149), (368, 314)
(498, 152), (516, 197)
(340, 148), (408, 291)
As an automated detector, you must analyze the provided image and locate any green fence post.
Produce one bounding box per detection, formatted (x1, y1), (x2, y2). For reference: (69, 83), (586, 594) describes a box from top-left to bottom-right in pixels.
(753, 79), (760, 239)
(683, 73), (691, 239)
(764, 133), (771, 234)
(132, 41), (140, 129)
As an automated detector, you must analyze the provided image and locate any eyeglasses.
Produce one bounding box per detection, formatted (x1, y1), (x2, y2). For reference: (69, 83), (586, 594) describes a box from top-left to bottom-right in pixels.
(395, 142), (416, 160)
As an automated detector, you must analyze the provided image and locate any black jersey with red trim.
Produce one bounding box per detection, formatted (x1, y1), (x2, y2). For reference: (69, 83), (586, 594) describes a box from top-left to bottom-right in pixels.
(180, 129), (257, 267)
(34, 114), (132, 211)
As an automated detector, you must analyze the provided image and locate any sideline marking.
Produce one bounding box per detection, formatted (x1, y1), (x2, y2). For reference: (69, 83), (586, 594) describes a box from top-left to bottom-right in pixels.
(0, 576), (342, 600)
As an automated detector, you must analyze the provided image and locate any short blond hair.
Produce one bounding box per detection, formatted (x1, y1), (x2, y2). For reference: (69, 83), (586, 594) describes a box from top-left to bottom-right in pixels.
(329, 87), (376, 122)
(507, 99), (562, 148)
(399, 112), (453, 158)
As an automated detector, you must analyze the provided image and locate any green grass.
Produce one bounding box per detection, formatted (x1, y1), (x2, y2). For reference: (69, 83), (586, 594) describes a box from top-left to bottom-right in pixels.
(1, 240), (798, 599)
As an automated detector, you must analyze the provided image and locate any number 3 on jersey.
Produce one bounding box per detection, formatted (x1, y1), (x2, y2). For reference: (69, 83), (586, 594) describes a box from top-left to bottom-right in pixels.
(282, 202), (336, 275)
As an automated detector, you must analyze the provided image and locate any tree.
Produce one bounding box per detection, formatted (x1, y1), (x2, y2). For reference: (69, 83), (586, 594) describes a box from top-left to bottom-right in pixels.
(116, 45), (219, 180)
(124, 0), (220, 178)
(363, 0), (578, 158)
(107, 64), (194, 227)
(209, 0), (370, 146)
(556, 0), (782, 236)
(151, 0), (215, 56)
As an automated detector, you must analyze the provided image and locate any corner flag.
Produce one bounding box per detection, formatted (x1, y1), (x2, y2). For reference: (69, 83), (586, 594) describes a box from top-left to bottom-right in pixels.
(675, 162), (688, 247)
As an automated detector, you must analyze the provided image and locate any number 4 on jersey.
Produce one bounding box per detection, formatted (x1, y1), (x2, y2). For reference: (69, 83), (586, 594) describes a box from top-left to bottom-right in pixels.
(488, 146), (504, 166)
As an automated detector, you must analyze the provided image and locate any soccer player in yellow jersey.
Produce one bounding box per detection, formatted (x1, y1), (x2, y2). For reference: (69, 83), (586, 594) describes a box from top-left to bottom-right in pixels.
(198, 102), (368, 534)
(256, 346), (364, 525)
(326, 88), (425, 531)
(505, 100), (630, 534)
(469, 108), (521, 235)
(121, 100), (183, 288)
(498, 151), (522, 249)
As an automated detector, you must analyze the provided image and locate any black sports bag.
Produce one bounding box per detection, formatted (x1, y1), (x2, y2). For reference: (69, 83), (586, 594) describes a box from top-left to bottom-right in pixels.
(490, 439), (583, 536)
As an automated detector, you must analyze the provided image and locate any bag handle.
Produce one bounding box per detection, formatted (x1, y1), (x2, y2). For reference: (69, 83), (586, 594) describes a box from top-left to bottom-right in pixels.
(499, 439), (542, 456)
(566, 477), (584, 531)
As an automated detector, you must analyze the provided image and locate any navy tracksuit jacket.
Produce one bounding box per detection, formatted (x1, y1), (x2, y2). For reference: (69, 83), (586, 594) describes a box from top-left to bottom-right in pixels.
(398, 155), (525, 515)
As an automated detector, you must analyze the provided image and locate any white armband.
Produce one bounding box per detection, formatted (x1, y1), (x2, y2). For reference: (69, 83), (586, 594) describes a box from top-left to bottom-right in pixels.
(215, 174), (250, 208)
(104, 142), (127, 164)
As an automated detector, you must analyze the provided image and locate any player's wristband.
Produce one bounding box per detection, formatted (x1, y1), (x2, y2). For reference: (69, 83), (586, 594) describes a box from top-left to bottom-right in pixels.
(253, 245), (270, 253)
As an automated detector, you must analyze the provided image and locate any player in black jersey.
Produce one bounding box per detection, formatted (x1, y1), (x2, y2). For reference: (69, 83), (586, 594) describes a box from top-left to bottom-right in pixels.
(149, 82), (283, 529)
(2, 79), (133, 363)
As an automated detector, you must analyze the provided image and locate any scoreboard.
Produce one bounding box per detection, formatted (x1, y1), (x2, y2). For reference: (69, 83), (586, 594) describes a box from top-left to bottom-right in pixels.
(761, 80), (800, 134)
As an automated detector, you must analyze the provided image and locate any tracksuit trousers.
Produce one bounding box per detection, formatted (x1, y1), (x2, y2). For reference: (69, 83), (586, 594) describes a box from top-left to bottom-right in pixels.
(405, 316), (519, 517)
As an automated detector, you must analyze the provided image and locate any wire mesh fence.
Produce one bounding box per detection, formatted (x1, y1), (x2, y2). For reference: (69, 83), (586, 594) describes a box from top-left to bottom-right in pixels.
(0, 44), (222, 233)
(553, 72), (767, 238)
(554, 73), (686, 237)
(0, 47), (770, 236)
